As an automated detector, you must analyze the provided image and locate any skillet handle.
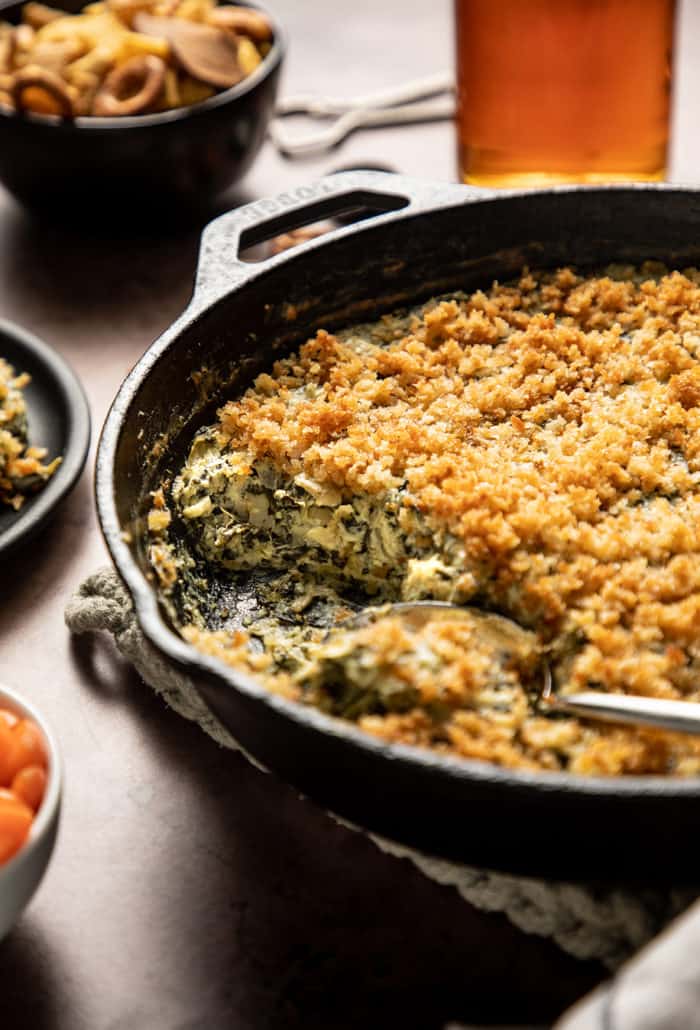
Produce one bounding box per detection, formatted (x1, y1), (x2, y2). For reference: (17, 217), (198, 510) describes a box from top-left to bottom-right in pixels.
(192, 171), (486, 310)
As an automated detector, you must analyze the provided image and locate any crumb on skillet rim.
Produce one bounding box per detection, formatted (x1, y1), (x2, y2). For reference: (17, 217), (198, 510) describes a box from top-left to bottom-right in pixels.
(157, 265), (700, 777)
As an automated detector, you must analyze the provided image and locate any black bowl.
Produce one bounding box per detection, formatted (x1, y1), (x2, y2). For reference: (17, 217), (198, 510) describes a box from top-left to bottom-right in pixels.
(0, 0), (284, 213)
(0, 318), (90, 555)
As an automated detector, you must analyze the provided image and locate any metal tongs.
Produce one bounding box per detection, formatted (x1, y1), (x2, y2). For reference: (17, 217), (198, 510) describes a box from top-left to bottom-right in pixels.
(269, 72), (455, 157)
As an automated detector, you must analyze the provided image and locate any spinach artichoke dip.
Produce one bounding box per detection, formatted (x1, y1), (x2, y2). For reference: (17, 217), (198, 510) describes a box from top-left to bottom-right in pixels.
(0, 358), (61, 509)
(150, 265), (700, 777)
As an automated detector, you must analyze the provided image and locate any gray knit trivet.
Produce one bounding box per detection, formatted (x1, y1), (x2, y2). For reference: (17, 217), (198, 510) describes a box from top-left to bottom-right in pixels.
(65, 568), (698, 971)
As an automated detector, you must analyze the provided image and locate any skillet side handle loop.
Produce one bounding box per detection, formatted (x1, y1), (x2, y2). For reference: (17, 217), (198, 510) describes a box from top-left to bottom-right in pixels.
(192, 171), (485, 310)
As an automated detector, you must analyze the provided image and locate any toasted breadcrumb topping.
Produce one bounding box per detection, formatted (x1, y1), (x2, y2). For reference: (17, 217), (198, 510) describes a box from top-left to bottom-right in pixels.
(168, 266), (700, 776)
(0, 358), (61, 510)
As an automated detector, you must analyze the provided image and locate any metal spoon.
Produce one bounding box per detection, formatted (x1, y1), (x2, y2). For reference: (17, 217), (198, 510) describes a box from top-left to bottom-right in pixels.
(341, 601), (700, 736)
(133, 13), (243, 89)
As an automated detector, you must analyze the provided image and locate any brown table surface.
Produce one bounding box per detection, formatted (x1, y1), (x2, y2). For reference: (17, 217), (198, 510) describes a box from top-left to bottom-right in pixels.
(1, 2), (698, 1027)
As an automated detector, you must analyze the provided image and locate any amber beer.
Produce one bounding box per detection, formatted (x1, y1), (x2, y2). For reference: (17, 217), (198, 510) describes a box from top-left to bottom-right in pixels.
(455, 0), (676, 186)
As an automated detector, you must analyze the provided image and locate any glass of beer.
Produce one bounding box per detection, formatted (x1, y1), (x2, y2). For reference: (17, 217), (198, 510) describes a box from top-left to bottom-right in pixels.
(455, 0), (677, 186)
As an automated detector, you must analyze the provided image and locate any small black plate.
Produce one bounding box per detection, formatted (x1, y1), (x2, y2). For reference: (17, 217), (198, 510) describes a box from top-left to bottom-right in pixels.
(0, 320), (90, 557)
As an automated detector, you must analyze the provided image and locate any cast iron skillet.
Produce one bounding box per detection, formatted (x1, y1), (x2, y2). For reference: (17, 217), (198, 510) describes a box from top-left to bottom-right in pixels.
(0, 0), (284, 212)
(97, 171), (700, 883)
(0, 319), (90, 556)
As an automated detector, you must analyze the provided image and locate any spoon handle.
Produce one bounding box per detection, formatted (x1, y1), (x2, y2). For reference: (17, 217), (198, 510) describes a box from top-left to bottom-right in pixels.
(550, 692), (700, 735)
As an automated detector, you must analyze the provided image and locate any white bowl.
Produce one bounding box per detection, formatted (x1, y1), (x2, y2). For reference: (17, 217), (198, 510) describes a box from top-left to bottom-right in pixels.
(0, 683), (61, 940)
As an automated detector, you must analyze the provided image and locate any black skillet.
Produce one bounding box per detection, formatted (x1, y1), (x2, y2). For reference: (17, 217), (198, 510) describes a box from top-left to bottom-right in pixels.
(0, 319), (90, 557)
(97, 171), (700, 883)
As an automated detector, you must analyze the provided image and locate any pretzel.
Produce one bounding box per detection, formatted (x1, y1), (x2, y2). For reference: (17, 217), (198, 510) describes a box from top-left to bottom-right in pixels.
(206, 5), (271, 41)
(13, 24), (36, 50)
(92, 52), (165, 114)
(12, 63), (74, 116)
